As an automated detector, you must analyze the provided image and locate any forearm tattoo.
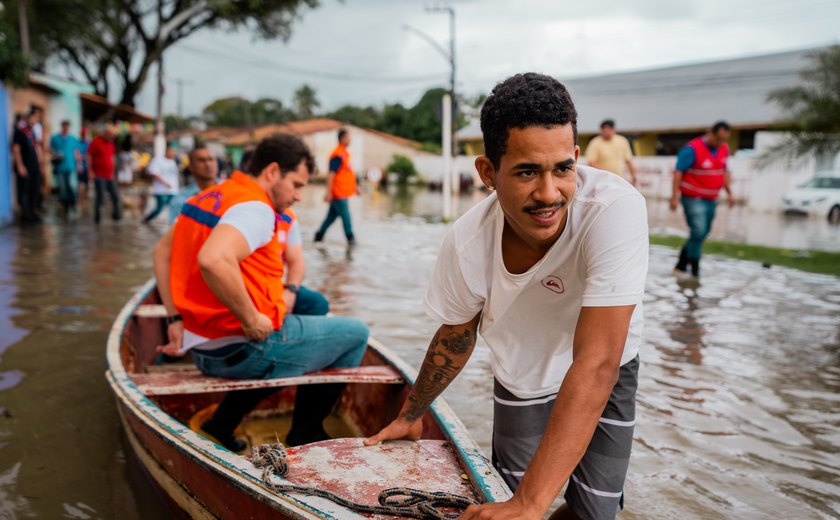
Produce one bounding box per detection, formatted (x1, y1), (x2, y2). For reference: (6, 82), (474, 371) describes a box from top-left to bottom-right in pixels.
(402, 327), (475, 421)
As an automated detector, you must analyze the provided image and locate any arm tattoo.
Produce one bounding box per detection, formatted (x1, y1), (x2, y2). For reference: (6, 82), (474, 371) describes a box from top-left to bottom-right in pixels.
(401, 327), (475, 421)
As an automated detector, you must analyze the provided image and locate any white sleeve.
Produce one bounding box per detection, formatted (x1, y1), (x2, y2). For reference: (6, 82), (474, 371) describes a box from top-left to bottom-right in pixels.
(218, 201), (275, 252)
(287, 220), (302, 246)
(581, 194), (649, 307)
(423, 230), (485, 325)
(148, 157), (162, 175)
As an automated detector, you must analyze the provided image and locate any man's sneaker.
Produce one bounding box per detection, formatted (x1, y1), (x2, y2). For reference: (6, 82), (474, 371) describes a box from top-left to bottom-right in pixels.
(313, 231), (324, 242)
(347, 236), (357, 246)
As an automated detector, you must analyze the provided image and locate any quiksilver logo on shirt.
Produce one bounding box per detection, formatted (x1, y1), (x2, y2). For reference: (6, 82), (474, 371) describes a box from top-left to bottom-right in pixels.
(541, 276), (565, 294)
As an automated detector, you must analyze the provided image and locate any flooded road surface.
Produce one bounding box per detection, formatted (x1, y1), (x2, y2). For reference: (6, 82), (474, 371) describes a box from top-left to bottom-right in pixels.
(1, 185), (838, 519)
(647, 198), (840, 252)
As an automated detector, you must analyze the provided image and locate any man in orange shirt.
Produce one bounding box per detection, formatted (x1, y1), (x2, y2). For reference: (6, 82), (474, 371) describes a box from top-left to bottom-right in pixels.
(314, 128), (357, 245)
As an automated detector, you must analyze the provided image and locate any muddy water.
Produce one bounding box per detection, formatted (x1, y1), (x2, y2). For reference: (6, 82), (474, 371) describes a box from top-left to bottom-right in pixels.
(0, 185), (838, 519)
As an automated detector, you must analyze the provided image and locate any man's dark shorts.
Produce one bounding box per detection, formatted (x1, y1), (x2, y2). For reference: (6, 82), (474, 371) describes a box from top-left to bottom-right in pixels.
(492, 356), (639, 520)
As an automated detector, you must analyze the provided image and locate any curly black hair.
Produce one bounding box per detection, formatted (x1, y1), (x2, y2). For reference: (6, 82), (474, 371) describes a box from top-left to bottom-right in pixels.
(480, 73), (578, 168)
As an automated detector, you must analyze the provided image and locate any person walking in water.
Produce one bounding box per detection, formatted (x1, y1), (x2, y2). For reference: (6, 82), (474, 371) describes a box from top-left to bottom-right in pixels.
(314, 128), (357, 245)
(143, 144), (180, 223)
(670, 121), (735, 278)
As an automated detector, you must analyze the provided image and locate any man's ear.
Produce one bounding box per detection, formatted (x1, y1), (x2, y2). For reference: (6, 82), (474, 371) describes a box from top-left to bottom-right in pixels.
(475, 156), (496, 191)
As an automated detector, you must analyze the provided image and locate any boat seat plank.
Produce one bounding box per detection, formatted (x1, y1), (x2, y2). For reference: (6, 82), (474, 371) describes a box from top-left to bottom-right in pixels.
(130, 365), (404, 396)
(134, 304), (169, 318)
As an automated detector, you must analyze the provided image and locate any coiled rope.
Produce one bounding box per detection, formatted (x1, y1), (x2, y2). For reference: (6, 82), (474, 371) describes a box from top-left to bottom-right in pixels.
(251, 442), (478, 519)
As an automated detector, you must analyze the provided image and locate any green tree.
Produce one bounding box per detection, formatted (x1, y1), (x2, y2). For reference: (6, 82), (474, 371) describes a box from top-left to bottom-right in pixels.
(760, 45), (840, 165)
(293, 84), (320, 119)
(386, 154), (419, 185)
(4, 0), (318, 106)
(202, 96), (254, 127)
(326, 104), (379, 128)
(0, 5), (28, 85)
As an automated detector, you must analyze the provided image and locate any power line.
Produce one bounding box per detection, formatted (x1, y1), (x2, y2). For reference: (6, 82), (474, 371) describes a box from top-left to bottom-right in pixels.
(175, 43), (446, 84)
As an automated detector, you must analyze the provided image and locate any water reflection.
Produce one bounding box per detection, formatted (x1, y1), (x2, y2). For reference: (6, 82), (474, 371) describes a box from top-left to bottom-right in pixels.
(0, 185), (837, 519)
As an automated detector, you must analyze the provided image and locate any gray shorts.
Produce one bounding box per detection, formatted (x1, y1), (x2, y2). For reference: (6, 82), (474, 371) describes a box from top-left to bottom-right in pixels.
(492, 356), (639, 520)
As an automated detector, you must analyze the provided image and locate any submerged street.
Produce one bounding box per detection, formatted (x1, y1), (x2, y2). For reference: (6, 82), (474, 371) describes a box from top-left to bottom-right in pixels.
(0, 186), (838, 519)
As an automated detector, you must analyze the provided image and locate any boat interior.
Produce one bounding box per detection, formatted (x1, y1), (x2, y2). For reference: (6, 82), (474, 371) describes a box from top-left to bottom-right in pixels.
(122, 290), (448, 447)
(116, 289), (489, 514)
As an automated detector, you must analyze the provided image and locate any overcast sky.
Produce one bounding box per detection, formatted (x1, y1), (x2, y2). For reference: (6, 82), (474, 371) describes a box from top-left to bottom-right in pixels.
(131, 0), (840, 118)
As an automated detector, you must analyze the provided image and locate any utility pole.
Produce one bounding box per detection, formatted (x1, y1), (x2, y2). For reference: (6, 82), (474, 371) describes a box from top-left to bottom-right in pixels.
(442, 93), (452, 220)
(18, 0), (30, 57)
(154, 0), (207, 157)
(425, 4), (457, 195)
(172, 78), (195, 119)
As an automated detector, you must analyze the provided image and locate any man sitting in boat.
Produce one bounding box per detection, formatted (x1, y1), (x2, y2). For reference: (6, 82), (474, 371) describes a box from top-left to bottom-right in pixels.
(152, 133), (369, 452)
(366, 73), (647, 520)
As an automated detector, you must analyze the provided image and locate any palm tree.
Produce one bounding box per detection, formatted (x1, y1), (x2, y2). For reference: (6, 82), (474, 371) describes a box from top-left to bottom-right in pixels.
(759, 45), (840, 167)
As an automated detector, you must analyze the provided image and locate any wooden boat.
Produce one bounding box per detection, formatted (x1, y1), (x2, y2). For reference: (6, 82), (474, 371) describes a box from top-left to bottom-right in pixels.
(106, 279), (511, 519)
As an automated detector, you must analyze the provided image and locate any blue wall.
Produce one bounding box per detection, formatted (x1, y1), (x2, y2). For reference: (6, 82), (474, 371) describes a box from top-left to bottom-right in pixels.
(0, 83), (12, 227)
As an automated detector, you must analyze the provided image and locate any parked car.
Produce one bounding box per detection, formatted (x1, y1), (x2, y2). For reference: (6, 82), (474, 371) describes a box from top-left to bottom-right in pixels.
(781, 172), (840, 224)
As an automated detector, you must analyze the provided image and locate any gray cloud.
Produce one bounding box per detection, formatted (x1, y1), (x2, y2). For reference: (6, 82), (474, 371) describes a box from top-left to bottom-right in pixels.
(132, 0), (840, 118)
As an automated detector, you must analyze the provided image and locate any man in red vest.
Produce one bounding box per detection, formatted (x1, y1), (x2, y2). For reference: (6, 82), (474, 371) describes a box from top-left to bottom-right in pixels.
(153, 133), (369, 451)
(314, 128), (357, 245)
(669, 121), (735, 277)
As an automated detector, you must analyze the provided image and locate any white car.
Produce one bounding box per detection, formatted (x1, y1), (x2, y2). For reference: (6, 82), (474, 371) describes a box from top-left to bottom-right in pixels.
(781, 172), (840, 224)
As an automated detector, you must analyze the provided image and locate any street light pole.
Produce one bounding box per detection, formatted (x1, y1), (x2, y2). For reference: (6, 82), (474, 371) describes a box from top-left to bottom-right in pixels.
(426, 4), (457, 195)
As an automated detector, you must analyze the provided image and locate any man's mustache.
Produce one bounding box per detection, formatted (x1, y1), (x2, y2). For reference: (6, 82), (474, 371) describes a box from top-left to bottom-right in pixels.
(523, 200), (566, 213)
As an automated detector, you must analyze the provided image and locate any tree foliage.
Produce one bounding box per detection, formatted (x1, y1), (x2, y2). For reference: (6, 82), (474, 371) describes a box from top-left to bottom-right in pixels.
(3, 0), (318, 106)
(385, 154), (419, 185)
(760, 45), (840, 166)
(293, 84), (320, 119)
(202, 96), (293, 127)
(0, 5), (28, 85)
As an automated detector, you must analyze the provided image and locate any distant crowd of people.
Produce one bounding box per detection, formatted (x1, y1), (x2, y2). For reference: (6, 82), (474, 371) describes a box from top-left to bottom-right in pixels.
(10, 108), (236, 225)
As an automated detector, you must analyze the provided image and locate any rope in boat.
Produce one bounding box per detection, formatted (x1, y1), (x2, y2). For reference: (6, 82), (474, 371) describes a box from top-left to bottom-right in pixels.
(251, 442), (478, 519)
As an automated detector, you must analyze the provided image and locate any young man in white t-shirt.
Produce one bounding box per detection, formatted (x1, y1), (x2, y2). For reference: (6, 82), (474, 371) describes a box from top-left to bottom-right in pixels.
(366, 73), (648, 520)
(143, 144), (180, 223)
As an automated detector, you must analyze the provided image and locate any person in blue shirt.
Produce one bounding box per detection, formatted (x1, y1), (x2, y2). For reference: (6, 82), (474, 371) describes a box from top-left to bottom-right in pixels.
(49, 120), (82, 217)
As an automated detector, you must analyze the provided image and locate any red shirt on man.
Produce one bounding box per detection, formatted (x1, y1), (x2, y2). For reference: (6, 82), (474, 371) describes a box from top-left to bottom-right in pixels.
(87, 136), (116, 180)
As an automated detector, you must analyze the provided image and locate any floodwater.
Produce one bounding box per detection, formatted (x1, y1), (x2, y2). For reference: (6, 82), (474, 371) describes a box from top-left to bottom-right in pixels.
(0, 185), (838, 519)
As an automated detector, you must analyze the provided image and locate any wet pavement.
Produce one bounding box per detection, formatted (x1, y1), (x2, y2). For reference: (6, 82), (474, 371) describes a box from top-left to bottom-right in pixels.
(0, 185), (838, 519)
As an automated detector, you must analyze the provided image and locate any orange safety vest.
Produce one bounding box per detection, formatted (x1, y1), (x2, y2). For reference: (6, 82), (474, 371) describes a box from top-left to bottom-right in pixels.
(329, 144), (357, 199)
(170, 171), (286, 339)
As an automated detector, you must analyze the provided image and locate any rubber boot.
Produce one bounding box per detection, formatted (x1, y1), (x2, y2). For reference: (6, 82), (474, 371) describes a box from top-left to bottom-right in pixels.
(285, 383), (346, 446)
(674, 247), (689, 273)
(201, 387), (279, 452)
(688, 257), (700, 278)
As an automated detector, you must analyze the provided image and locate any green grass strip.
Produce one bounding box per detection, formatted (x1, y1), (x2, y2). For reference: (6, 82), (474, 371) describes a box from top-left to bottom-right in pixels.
(649, 235), (840, 277)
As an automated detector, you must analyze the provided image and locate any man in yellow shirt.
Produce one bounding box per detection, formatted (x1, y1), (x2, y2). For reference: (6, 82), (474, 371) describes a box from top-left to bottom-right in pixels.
(585, 120), (637, 186)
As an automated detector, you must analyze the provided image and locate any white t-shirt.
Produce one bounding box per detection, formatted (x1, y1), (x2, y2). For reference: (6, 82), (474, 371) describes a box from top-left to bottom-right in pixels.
(148, 156), (180, 195)
(424, 166), (648, 399)
(181, 200), (276, 353)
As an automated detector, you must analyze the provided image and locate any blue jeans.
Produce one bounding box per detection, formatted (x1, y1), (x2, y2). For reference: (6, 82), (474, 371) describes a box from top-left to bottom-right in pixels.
(293, 286), (330, 316)
(681, 195), (717, 259)
(317, 198), (354, 240)
(55, 167), (78, 210)
(144, 194), (174, 222)
(193, 314), (368, 380)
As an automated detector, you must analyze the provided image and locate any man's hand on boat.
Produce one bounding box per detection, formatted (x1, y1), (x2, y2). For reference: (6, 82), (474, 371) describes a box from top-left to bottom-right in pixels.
(242, 312), (273, 342)
(156, 321), (185, 356)
(460, 497), (542, 520)
(362, 416), (423, 445)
